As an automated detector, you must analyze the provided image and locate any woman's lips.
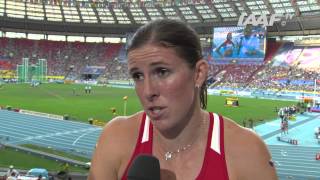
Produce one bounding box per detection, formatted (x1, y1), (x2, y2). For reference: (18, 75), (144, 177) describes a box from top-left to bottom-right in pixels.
(147, 106), (166, 120)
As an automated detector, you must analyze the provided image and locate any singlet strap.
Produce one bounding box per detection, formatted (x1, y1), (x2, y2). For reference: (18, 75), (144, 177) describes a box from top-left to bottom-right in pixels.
(196, 112), (228, 180)
(210, 113), (221, 154)
(141, 115), (151, 143)
(121, 112), (153, 180)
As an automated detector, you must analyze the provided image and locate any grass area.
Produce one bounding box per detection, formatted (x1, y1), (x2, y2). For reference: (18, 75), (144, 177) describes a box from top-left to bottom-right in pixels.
(0, 83), (141, 122)
(208, 95), (294, 123)
(22, 144), (91, 162)
(0, 83), (295, 124)
(0, 146), (88, 173)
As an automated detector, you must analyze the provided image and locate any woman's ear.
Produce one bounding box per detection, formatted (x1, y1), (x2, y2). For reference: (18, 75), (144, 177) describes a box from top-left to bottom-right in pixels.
(194, 59), (209, 87)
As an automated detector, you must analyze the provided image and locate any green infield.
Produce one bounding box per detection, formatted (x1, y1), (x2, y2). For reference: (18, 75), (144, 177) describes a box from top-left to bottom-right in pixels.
(21, 144), (91, 162)
(0, 146), (88, 173)
(0, 83), (295, 124)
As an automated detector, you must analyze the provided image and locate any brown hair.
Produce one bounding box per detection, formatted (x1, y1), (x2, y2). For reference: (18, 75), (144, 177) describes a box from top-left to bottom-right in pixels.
(127, 19), (207, 109)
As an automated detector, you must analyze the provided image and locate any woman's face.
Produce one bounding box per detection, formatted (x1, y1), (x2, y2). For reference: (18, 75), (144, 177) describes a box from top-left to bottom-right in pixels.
(128, 45), (198, 131)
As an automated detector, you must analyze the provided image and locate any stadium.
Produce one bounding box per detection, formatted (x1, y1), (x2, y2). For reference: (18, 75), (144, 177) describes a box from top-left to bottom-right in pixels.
(0, 0), (320, 179)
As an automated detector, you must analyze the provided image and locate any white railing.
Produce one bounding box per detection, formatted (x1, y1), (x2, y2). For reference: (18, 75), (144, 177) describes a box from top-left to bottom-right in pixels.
(19, 109), (64, 120)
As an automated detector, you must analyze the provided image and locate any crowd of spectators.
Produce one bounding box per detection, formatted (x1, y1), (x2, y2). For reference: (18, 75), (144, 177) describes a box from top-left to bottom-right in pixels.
(218, 64), (261, 88)
(248, 64), (319, 91)
(1, 37), (320, 90)
(99, 59), (129, 81)
(0, 37), (123, 79)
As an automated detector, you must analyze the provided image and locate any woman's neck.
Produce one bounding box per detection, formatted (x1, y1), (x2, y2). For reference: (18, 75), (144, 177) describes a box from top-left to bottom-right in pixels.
(154, 109), (207, 154)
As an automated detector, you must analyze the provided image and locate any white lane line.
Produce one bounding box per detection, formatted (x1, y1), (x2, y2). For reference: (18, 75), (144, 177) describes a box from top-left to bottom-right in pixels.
(72, 128), (100, 146)
(9, 127), (99, 144)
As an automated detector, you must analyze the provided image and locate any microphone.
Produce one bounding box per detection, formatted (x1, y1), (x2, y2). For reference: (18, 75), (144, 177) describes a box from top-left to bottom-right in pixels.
(127, 154), (160, 180)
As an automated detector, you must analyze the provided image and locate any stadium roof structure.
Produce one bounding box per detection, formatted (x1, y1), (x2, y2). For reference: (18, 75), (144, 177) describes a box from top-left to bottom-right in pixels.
(1, 0), (320, 37)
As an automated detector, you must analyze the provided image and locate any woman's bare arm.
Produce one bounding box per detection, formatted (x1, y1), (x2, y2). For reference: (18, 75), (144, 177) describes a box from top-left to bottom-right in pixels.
(88, 116), (139, 180)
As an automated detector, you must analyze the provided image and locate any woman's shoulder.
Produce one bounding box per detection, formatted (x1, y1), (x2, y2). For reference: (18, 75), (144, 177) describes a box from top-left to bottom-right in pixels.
(100, 111), (144, 146)
(89, 111), (145, 179)
(95, 112), (144, 159)
(105, 111), (143, 129)
(222, 116), (277, 179)
(223, 116), (267, 155)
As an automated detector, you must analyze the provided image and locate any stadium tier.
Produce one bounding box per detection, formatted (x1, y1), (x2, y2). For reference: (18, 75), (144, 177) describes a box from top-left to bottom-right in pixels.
(0, 37), (320, 91)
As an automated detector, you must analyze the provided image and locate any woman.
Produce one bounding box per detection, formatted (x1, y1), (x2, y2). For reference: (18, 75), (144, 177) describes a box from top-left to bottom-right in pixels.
(237, 25), (261, 57)
(216, 32), (235, 58)
(89, 19), (277, 180)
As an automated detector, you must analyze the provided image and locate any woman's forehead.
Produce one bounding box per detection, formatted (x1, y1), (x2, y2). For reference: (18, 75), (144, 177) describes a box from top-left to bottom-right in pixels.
(128, 45), (163, 58)
(128, 45), (183, 66)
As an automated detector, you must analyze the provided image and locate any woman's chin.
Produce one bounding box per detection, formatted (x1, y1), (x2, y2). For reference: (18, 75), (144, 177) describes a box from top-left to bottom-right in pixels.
(151, 120), (173, 132)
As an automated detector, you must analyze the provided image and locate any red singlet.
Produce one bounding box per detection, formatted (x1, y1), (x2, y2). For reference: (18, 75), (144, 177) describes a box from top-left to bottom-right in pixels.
(121, 112), (229, 180)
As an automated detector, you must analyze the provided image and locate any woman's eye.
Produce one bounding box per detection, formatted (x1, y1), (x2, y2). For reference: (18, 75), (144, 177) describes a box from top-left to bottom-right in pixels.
(156, 68), (170, 77)
(132, 73), (144, 81)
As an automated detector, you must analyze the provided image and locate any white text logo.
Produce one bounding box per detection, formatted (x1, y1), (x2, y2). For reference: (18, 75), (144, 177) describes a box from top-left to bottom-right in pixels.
(237, 13), (294, 27)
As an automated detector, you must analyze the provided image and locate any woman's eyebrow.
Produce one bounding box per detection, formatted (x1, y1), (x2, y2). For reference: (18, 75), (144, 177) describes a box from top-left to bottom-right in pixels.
(149, 61), (171, 67)
(129, 67), (139, 75)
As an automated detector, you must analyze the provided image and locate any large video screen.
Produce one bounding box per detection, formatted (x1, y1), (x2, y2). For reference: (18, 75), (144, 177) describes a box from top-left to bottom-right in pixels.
(296, 47), (320, 71)
(272, 43), (303, 67)
(272, 44), (320, 72)
(212, 26), (266, 64)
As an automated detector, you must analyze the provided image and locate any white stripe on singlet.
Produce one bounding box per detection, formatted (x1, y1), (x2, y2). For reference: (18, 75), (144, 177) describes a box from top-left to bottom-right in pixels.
(210, 113), (221, 154)
(141, 115), (150, 143)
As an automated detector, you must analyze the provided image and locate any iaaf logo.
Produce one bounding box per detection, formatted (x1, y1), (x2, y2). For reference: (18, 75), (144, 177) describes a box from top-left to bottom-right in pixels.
(237, 13), (295, 27)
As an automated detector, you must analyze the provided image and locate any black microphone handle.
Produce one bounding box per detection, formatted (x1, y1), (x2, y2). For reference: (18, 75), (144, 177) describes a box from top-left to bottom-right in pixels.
(127, 154), (160, 180)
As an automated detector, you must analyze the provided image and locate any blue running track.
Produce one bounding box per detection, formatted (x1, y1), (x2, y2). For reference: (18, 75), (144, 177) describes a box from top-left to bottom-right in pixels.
(256, 112), (320, 180)
(1, 110), (320, 179)
(0, 110), (101, 158)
